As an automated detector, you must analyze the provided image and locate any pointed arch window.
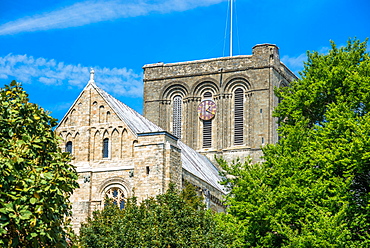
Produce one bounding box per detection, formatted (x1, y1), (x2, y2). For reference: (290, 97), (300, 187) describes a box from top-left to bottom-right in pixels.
(103, 138), (109, 158)
(234, 88), (244, 145)
(65, 141), (73, 154)
(173, 95), (182, 139)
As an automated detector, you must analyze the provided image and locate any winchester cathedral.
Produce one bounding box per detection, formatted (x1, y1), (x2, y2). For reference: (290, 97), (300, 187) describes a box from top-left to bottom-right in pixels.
(55, 44), (297, 231)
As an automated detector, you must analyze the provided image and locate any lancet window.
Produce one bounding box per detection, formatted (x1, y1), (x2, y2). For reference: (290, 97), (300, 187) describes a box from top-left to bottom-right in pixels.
(234, 88), (244, 145)
(103, 138), (109, 158)
(173, 95), (182, 139)
(202, 91), (213, 148)
(66, 141), (73, 154)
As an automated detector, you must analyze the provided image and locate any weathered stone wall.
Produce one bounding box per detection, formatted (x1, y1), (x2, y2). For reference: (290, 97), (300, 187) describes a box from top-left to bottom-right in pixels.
(56, 82), (225, 233)
(143, 44), (297, 163)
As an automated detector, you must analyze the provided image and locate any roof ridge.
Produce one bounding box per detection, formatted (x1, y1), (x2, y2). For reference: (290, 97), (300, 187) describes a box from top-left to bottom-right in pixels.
(91, 83), (163, 135)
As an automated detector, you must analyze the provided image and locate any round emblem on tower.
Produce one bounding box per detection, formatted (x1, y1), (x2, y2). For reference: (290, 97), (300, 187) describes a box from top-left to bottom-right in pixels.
(198, 100), (217, 120)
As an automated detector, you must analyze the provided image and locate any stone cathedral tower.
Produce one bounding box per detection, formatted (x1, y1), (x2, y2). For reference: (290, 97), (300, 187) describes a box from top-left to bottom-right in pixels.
(143, 44), (297, 163)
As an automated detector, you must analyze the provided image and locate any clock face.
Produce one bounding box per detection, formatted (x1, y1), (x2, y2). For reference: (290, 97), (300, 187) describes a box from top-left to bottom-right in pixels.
(198, 100), (217, 120)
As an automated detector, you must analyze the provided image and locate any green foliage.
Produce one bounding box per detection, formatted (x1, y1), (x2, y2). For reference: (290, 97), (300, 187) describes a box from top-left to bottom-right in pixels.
(80, 183), (232, 248)
(0, 81), (79, 247)
(219, 38), (370, 247)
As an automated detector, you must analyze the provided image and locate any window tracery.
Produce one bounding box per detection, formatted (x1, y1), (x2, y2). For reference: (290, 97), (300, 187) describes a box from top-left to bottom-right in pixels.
(105, 187), (125, 209)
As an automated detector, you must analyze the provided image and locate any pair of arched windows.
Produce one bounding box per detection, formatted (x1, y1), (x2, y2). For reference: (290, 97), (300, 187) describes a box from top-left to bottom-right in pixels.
(65, 138), (109, 158)
(199, 89), (245, 148)
(172, 92), (214, 148)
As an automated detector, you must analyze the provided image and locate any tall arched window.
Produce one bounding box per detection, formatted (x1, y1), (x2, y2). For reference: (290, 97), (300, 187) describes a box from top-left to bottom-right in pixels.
(202, 92), (213, 148)
(106, 111), (111, 123)
(103, 138), (109, 158)
(99, 106), (105, 123)
(65, 141), (73, 153)
(173, 95), (182, 139)
(105, 187), (125, 209)
(234, 88), (244, 145)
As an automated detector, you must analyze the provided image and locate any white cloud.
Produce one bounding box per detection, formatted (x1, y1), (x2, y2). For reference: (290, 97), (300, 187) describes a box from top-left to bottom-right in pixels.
(281, 53), (307, 74)
(0, 0), (226, 36)
(0, 53), (143, 97)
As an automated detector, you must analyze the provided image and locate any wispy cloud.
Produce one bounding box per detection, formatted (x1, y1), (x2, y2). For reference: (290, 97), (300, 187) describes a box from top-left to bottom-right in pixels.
(0, 0), (226, 36)
(0, 53), (143, 97)
(281, 53), (307, 75)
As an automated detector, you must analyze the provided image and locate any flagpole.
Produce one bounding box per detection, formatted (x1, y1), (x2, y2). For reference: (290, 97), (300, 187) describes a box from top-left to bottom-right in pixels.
(230, 0), (233, 57)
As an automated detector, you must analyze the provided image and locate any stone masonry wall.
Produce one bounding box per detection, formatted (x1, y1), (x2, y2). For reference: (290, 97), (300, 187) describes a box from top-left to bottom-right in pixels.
(56, 82), (224, 232)
(143, 44), (297, 163)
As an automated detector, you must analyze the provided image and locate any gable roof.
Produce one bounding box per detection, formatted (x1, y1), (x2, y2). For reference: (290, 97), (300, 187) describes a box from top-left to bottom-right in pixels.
(58, 79), (225, 194)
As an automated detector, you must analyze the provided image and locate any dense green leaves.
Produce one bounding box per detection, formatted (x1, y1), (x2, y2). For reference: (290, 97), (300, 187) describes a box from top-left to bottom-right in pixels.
(219, 38), (370, 247)
(0, 81), (79, 247)
(80, 183), (232, 248)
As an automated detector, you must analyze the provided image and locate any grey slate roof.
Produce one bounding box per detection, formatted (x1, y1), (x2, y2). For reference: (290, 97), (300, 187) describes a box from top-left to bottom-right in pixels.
(178, 141), (225, 193)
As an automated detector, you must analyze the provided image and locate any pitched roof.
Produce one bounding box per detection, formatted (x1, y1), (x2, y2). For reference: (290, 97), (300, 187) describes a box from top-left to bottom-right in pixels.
(91, 82), (163, 134)
(179, 141), (225, 193)
(58, 80), (225, 194)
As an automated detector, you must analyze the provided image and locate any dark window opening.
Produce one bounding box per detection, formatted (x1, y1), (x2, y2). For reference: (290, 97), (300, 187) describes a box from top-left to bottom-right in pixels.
(66, 141), (72, 153)
(173, 95), (182, 139)
(234, 88), (244, 145)
(103, 138), (109, 158)
(203, 120), (212, 148)
(146, 166), (150, 175)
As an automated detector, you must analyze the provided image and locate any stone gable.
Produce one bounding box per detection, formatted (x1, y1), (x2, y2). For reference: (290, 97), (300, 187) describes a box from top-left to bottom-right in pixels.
(56, 75), (225, 232)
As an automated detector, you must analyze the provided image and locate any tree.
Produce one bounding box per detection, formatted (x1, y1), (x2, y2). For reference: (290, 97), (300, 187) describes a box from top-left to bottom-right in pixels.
(0, 81), (79, 247)
(218, 38), (370, 247)
(80, 183), (233, 248)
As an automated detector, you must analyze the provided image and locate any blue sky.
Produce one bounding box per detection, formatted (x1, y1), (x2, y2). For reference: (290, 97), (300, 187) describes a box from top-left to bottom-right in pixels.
(0, 0), (369, 121)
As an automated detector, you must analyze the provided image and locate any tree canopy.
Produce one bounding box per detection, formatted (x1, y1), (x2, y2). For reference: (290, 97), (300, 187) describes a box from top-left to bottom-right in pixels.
(218, 38), (370, 247)
(80, 183), (233, 248)
(0, 81), (79, 247)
